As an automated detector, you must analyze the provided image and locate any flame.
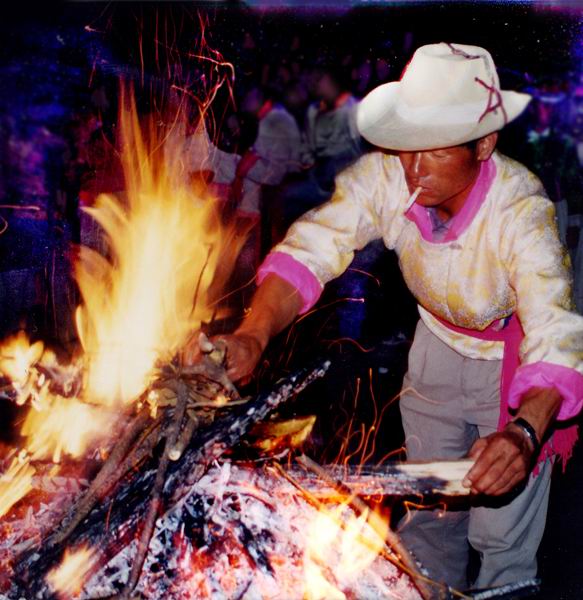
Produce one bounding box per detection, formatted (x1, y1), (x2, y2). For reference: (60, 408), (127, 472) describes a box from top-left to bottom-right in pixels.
(0, 83), (243, 515)
(46, 545), (97, 598)
(0, 331), (43, 387)
(0, 453), (34, 517)
(76, 83), (241, 405)
(304, 503), (389, 599)
(21, 396), (110, 463)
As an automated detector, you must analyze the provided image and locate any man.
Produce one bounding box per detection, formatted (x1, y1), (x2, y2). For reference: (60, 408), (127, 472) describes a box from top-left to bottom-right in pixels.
(279, 66), (363, 228)
(184, 43), (583, 590)
(232, 85), (302, 219)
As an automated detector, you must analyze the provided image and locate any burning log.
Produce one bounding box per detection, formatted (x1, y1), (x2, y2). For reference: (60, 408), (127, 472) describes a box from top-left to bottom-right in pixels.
(8, 359), (331, 598)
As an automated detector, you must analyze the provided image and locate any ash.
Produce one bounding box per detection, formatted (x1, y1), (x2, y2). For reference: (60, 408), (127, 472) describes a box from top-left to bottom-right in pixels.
(1, 461), (421, 599)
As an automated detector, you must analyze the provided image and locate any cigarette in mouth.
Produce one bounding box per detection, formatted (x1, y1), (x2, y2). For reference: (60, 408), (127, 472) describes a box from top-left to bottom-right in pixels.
(405, 186), (422, 211)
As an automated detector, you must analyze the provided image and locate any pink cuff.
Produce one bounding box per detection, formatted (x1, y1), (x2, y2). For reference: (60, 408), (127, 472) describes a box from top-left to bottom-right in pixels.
(257, 252), (323, 314)
(508, 361), (583, 421)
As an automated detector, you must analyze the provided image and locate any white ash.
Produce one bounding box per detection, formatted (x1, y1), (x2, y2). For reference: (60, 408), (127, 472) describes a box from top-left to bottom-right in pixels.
(1, 462), (422, 600)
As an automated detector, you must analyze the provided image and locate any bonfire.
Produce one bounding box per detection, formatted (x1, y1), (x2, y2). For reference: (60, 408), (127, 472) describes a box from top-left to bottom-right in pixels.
(0, 81), (440, 600)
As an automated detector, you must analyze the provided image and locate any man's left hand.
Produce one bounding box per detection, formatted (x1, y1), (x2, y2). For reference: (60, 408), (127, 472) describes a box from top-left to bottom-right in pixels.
(462, 427), (534, 496)
(462, 386), (562, 496)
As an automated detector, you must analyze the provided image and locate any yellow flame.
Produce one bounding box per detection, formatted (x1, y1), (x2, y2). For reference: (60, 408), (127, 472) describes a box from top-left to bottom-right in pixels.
(0, 84), (244, 513)
(304, 503), (388, 599)
(0, 453), (35, 517)
(46, 545), (97, 598)
(76, 83), (242, 405)
(0, 331), (43, 386)
(21, 396), (111, 463)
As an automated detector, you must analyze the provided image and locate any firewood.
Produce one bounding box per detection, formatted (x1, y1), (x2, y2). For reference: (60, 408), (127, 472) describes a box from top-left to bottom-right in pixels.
(10, 359), (331, 597)
(286, 459), (475, 498)
(45, 409), (153, 548)
(117, 380), (189, 599)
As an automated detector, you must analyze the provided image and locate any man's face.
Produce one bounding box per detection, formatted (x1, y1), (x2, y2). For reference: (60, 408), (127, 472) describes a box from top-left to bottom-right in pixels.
(398, 145), (480, 209)
(241, 89), (263, 116)
(315, 73), (339, 104)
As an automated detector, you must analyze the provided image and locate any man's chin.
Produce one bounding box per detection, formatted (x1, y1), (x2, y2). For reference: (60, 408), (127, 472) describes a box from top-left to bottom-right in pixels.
(415, 193), (438, 207)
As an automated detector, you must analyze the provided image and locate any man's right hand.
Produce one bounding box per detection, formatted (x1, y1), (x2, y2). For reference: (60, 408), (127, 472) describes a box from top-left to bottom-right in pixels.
(215, 332), (266, 382)
(181, 273), (304, 382)
(180, 331), (266, 383)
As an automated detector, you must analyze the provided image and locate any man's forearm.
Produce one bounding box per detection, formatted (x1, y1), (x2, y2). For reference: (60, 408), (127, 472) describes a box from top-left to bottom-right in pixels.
(512, 385), (563, 442)
(235, 273), (304, 352)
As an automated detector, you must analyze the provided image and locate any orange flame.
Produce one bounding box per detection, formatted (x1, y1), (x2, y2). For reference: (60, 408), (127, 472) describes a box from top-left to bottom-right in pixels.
(46, 545), (97, 598)
(0, 331), (43, 389)
(304, 502), (389, 599)
(21, 396), (111, 463)
(0, 452), (34, 518)
(0, 81), (243, 516)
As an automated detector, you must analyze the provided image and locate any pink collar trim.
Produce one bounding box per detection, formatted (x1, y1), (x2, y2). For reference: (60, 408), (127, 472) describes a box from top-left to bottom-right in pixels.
(405, 158), (497, 243)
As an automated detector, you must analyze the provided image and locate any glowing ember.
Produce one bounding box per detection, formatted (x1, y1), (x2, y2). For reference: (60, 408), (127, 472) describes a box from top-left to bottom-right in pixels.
(46, 546), (97, 598)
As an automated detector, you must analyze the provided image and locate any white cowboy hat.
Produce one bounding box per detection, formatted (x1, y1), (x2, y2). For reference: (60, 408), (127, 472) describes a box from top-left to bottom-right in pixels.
(356, 42), (532, 151)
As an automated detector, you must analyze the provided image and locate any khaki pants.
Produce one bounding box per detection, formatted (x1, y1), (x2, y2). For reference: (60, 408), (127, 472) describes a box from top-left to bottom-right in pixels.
(398, 320), (552, 591)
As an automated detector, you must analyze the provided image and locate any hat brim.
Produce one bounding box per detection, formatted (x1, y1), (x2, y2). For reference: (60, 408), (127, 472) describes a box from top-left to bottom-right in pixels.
(356, 82), (532, 151)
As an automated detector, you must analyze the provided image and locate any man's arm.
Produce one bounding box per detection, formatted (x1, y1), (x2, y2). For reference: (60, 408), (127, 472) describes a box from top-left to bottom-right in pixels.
(464, 192), (583, 496)
(181, 274), (303, 380)
(183, 152), (391, 379)
(220, 274), (304, 381)
(463, 387), (561, 495)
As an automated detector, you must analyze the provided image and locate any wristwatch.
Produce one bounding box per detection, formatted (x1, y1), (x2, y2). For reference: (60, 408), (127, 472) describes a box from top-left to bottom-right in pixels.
(507, 417), (541, 456)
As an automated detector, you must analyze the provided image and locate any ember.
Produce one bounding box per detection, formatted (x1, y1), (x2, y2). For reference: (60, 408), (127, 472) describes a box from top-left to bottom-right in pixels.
(1, 462), (422, 600)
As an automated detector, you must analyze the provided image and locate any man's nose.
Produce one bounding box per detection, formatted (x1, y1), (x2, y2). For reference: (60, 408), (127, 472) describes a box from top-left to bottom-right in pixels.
(411, 152), (424, 177)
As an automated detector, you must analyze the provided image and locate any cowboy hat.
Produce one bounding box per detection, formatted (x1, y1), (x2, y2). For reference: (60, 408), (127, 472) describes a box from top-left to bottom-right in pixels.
(356, 42), (531, 151)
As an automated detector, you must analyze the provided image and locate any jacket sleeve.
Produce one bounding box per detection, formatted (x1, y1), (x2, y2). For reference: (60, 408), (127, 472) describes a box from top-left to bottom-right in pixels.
(503, 194), (583, 420)
(266, 152), (388, 293)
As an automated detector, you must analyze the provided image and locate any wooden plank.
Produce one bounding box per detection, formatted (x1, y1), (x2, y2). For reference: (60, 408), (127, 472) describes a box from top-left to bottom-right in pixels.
(285, 459), (475, 497)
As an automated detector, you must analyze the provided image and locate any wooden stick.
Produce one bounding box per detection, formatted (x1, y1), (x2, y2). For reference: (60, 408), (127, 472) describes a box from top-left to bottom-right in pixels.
(285, 459), (475, 498)
(117, 380), (189, 600)
(45, 409), (152, 548)
(12, 359), (331, 596)
(168, 414), (198, 461)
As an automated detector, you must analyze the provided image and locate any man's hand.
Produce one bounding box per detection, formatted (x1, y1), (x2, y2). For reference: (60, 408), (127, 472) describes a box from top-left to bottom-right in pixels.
(462, 427), (534, 496)
(214, 333), (265, 382)
(180, 274), (304, 383)
(462, 386), (562, 496)
(180, 331), (265, 383)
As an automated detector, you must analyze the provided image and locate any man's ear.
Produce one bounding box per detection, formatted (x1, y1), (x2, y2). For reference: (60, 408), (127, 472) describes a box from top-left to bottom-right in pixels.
(476, 132), (498, 161)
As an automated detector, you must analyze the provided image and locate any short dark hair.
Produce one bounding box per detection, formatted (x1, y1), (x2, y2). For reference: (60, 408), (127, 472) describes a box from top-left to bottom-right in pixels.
(463, 138), (480, 150)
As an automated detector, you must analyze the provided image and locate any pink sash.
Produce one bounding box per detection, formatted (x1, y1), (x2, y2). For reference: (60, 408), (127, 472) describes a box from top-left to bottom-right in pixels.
(434, 313), (578, 472)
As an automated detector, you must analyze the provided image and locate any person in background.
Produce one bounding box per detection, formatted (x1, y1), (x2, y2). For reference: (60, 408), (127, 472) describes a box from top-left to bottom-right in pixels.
(278, 65), (364, 230)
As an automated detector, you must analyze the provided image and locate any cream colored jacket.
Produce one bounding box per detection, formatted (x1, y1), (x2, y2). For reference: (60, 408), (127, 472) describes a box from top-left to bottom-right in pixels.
(273, 150), (583, 375)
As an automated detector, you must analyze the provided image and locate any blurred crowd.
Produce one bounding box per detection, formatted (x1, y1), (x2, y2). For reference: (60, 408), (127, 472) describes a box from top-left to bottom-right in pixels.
(2, 26), (583, 347)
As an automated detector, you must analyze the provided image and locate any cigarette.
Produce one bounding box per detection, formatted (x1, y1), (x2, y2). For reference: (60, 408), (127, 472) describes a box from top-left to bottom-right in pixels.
(405, 186), (422, 212)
